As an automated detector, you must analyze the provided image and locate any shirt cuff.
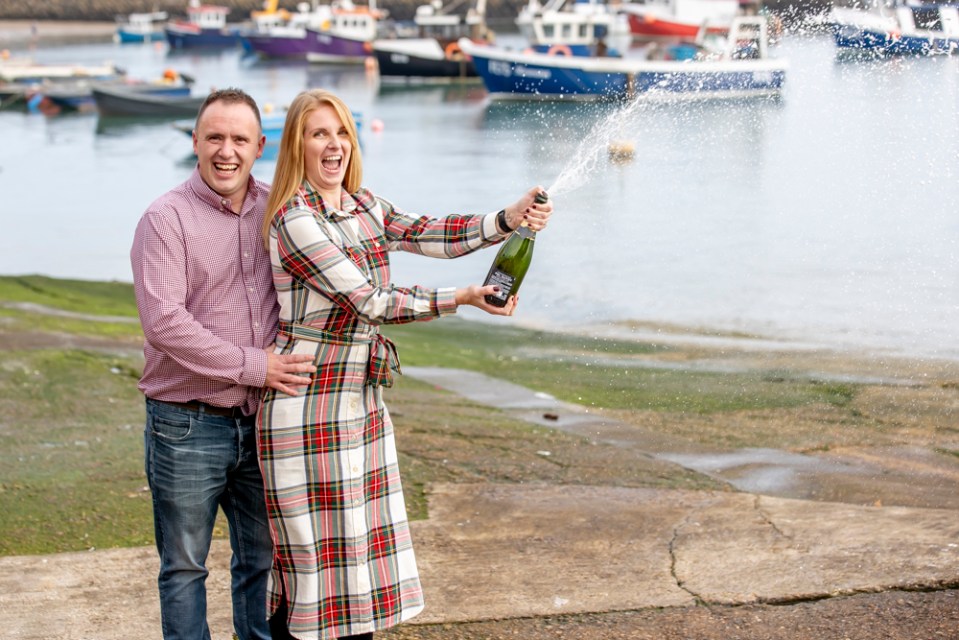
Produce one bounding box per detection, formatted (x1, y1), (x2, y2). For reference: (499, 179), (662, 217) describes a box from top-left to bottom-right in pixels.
(483, 211), (506, 240)
(239, 346), (268, 388)
(435, 287), (458, 316)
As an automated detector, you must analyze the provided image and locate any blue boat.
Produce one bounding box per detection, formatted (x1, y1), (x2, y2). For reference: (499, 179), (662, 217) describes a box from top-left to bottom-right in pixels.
(827, 3), (959, 55)
(165, 3), (243, 49)
(458, 16), (787, 101)
(115, 11), (168, 43)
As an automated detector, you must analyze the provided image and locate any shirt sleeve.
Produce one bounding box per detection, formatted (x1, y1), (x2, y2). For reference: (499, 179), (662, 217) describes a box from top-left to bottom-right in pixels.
(131, 210), (268, 388)
(378, 197), (506, 258)
(276, 207), (457, 325)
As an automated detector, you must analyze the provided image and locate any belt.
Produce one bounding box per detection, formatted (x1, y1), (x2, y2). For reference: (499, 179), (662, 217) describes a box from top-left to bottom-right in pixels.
(278, 323), (401, 388)
(162, 400), (247, 419)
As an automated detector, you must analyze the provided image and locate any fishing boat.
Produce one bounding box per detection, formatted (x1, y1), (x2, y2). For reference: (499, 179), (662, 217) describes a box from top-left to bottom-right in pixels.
(372, 0), (491, 82)
(515, 0), (632, 56)
(115, 10), (169, 43)
(826, 2), (959, 55)
(41, 70), (195, 112)
(619, 0), (739, 41)
(459, 15), (786, 100)
(165, 1), (243, 49)
(304, 1), (385, 63)
(92, 85), (208, 117)
(242, 0), (332, 58)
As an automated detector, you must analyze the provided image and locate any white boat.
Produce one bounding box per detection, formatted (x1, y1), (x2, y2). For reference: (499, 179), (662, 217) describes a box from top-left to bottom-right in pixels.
(460, 15), (786, 101)
(0, 60), (122, 83)
(515, 0), (632, 56)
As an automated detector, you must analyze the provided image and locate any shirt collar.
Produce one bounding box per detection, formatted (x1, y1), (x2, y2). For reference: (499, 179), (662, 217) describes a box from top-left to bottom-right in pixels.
(189, 167), (261, 217)
(301, 180), (359, 220)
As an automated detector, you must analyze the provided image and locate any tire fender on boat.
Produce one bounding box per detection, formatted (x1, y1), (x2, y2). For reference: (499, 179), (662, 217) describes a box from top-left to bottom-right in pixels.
(547, 44), (573, 56)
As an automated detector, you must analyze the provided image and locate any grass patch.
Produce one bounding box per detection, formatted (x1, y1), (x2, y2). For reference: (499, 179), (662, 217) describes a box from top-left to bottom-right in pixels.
(0, 306), (143, 340)
(0, 275), (138, 317)
(384, 319), (857, 414)
(0, 349), (151, 555)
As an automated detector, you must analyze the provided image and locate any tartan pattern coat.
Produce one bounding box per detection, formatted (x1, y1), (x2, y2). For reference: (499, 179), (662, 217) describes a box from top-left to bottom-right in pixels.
(258, 181), (506, 639)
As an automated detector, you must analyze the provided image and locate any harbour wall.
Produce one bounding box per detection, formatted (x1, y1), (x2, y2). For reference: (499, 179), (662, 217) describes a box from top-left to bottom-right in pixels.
(0, 0), (836, 25)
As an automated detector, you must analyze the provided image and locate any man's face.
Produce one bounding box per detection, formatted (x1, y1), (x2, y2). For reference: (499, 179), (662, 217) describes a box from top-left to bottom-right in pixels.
(192, 101), (265, 205)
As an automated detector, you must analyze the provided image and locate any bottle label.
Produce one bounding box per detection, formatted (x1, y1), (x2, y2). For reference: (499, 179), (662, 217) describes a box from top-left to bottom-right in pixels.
(486, 269), (514, 303)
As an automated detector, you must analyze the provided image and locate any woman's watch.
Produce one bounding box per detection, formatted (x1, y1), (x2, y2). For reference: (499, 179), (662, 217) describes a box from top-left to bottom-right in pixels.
(496, 209), (511, 233)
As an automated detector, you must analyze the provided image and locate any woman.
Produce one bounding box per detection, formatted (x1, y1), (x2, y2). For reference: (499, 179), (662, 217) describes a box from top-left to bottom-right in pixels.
(257, 88), (552, 640)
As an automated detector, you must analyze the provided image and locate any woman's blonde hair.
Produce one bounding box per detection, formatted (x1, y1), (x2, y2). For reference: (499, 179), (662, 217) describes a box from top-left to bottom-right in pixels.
(262, 89), (363, 246)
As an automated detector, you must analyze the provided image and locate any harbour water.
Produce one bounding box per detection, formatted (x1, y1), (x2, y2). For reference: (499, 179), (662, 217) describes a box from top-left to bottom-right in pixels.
(1, 32), (958, 360)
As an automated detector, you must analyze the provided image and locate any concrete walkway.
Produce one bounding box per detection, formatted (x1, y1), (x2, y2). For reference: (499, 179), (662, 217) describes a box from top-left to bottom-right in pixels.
(3, 368), (958, 639)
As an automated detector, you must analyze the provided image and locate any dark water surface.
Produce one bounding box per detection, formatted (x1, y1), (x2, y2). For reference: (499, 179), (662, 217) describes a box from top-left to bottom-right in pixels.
(1, 33), (957, 359)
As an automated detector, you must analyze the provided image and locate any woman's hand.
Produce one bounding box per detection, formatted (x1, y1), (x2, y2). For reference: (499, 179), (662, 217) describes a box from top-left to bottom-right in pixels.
(503, 186), (553, 232)
(455, 285), (519, 316)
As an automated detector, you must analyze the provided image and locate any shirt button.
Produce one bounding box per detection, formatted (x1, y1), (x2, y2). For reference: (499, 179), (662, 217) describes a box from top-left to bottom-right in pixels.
(253, 321), (260, 328)
(248, 287), (254, 293)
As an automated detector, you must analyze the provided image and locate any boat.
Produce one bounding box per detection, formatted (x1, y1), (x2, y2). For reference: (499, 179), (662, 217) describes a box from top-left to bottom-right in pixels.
(115, 10), (169, 43)
(619, 0), (739, 41)
(165, 1), (244, 49)
(92, 85), (208, 117)
(372, 0), (491, 82)
(0, 59), (125, 111)
(41, 71), (195, 112)
(304, 1), (385, 63)
(826, 1), (959, 55)
(515, 0), (632, 57)
(458, 15), (786, 100)
(242, 0), (383, 62)
(0, 60), (121, 84)
(241, 0), (333, 58)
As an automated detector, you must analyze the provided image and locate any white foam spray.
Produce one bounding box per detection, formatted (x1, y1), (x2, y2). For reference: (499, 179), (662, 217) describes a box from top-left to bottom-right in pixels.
(545, 98), (648, 198)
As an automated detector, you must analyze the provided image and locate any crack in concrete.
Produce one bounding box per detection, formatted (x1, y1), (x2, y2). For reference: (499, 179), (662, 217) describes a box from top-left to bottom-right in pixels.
(753, 494), (790, 539)
(668, 512), (706, 606)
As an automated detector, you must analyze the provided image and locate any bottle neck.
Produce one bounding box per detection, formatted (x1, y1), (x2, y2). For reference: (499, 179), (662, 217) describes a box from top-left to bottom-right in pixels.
(516, 221), (535, 239)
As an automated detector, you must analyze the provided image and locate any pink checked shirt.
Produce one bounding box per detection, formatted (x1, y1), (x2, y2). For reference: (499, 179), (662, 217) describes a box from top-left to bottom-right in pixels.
(131, 168), (278, 416)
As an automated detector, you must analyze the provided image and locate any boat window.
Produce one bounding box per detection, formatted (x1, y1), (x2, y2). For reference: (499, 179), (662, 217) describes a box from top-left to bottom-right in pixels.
(912, 7), (942, 30)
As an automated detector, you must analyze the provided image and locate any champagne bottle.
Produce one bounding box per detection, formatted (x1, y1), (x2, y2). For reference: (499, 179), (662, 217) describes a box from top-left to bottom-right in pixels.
(483, 191), (548, 307)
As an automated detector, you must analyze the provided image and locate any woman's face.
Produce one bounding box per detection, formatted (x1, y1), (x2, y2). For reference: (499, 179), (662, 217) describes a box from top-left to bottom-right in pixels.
(302, 103), (352, 200)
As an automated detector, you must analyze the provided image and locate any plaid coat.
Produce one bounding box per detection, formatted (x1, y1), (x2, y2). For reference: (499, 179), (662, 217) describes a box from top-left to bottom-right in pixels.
(258, 181), (505, 639)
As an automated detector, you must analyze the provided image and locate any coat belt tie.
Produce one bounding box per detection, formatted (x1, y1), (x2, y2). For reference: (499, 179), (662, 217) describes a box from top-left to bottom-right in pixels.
(278, 323), (401, 388)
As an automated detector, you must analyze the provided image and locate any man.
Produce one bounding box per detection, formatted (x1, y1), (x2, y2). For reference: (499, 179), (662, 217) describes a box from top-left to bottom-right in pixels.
(131, 88), (316, 640)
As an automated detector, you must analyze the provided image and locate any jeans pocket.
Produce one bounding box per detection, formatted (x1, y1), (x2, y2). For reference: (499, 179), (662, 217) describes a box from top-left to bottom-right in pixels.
(150, 410), (194, 441)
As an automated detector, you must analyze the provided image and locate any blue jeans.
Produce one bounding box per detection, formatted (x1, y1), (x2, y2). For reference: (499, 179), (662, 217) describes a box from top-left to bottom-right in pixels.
(144, 398), (273, 640)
